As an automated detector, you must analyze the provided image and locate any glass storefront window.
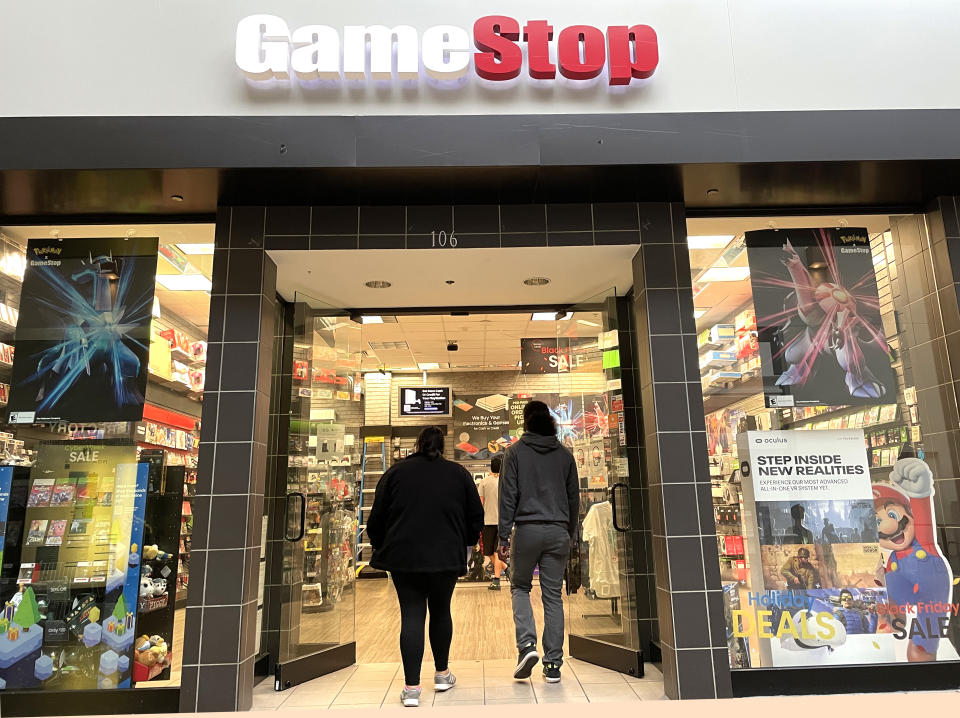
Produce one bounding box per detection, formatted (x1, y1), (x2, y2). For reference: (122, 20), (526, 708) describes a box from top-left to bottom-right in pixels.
(688, 215), (960, 670)
(0, 224), (212, 692)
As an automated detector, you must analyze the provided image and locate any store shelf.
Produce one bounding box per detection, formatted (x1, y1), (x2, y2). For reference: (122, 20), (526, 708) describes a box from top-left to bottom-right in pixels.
(170, 346), (206, 367)
(148, 372), (203, 399)
(138, 440), (194, 453)
(701, 376), (764, 415)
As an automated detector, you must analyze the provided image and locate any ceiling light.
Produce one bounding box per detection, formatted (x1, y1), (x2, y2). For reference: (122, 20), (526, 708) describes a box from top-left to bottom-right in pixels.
(364, 280), (392, 289)
(577, 319), (601, 328)
(693, 308), (710, 319)
(687, 235), (735, 250)
(417, 362), (440, 370)
(152, 296), (162, 319)
(523, 277), (551, 286)
(170, 194), (184, 202)
(531, 312), (573, 321)
(176, 243), (215, 255)
(699, 267), (750, 282)
(155, 274), (213, 291)
(361, 315), (383, 324)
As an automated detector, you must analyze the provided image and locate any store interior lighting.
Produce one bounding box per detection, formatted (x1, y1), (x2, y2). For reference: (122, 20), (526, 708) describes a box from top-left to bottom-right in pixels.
(687, 235), (736, 249)
(155, 274), (213, 291)
(361, 315), (384, 324)
(176, 243), (215, 255)
(531, 311), (573, 321)
(699, 266), (750, 282)
(693, 308), (709, 319)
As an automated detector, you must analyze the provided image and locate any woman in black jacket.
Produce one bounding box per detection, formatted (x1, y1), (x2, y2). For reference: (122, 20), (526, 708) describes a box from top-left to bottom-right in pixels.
(366, 426), (484, 707)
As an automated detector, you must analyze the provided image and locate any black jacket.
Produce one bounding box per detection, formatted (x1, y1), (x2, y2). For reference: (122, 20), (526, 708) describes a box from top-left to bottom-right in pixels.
(498, 433), (580, 542)
(367, 453), (484, 574)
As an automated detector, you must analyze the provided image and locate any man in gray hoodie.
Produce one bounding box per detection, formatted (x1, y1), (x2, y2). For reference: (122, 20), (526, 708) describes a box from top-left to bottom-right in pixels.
(498, 400), (579, 684)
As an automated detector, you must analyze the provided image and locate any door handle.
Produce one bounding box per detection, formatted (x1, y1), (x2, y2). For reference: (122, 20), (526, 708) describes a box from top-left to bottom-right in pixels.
(609, 483), (629, 532)
(285, 492), (306, 542)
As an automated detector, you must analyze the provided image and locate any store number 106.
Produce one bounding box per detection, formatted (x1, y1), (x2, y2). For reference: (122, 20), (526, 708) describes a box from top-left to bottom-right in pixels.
(431, 231), (458, 248)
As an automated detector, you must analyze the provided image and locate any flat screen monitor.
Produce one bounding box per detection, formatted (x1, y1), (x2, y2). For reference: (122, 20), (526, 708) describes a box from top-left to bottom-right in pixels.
(398, 386), (451, 417)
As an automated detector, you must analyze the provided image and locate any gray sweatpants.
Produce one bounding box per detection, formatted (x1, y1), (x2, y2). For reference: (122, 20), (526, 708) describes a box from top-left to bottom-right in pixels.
(510, 522), (570, 664)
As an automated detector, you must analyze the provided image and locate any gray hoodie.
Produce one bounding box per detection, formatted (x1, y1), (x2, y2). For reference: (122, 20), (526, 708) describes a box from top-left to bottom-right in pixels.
(498, 433), (580, 542)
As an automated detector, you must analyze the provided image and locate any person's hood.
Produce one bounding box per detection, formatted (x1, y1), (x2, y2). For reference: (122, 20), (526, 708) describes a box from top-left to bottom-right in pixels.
(520, 433), (562, 454)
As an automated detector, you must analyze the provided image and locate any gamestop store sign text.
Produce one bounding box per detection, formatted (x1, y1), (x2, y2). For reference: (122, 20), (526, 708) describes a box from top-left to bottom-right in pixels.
(235, 15), (658, 86)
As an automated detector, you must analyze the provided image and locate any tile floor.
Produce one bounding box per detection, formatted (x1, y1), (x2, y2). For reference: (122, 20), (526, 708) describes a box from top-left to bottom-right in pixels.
(252, 660), (665, 710)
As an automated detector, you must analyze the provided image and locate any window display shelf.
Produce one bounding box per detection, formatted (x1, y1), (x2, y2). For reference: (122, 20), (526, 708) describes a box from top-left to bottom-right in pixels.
(170, 346), (205, 367)
(148, 372), (203, 399)
(701, 377), (764, 415)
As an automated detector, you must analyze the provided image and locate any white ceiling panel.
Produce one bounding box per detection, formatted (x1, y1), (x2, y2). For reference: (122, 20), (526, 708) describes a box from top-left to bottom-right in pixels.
(271, 245), (637, 309)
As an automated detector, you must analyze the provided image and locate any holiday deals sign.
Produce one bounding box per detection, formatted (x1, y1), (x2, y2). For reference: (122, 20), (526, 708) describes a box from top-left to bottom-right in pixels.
(734, 430), (959, 667)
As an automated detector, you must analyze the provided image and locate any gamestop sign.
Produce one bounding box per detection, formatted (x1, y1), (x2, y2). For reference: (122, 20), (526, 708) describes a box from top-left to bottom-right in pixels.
(235, 15), (658, 87)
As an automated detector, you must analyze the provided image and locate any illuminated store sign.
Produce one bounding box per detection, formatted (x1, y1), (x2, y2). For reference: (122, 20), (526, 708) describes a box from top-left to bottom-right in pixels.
(235, 14), (658, 86)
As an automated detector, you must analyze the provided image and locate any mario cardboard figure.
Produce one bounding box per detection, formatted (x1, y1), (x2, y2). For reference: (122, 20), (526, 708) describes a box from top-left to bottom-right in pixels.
(873, 456), (953, 661)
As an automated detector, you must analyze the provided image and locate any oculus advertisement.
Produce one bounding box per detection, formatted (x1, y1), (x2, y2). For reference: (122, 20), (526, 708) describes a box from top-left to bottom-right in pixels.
(745, 228), (894, 409)
(736, 430), (958, 666)
(7, 238), (159, 424)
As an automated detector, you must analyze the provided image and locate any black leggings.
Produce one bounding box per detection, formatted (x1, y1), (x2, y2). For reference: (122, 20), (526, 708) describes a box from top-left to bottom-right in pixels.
(391, 571), (459, 686)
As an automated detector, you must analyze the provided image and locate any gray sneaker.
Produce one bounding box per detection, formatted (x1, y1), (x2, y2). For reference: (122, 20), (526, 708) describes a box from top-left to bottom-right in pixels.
(401, 686), (421, 707)
(434, 671), (457, 691)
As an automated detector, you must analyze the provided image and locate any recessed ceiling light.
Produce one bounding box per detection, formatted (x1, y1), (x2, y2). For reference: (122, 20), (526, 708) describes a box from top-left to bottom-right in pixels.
(170, 194), (184, 202)
(176, 243), (215, 255)
(687, 235), (735, 250)
(577, 319), (601, 328)
(361, 315), (383, 324)
(418, 362), (440, 370)
(155, 274), (212, 291)
(523, 277), (551, 286)
(531, 311), (572, 321)
(699, 267), (750, 282)
(364, 280), (392, 289)
(693, 308), (710, 319)
(706, 188), (720, 198)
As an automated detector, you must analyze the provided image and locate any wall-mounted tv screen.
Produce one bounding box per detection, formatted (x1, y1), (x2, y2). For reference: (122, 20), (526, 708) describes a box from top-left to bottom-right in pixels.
(398, 386), (452, 417)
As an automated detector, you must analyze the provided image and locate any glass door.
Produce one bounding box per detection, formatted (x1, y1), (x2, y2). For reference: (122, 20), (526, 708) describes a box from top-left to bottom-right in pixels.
(269, 292), (363, 690)
(556, 289), (644, 676)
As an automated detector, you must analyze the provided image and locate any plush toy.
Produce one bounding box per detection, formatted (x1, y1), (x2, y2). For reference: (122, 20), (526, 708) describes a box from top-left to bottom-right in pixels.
(136, 650), (158, 667)
(139, 576), (154, 598)
(134, 634), (169, 666)
(149, 635), (168, 660)
(151, 578), (167, 597)
(141, 545), (173, 561)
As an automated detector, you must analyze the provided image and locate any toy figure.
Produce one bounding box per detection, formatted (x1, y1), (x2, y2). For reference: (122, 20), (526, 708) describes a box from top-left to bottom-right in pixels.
(873, 457), (953, 661)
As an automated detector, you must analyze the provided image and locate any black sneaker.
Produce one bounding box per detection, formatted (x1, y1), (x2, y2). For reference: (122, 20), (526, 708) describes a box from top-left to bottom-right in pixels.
(513, 644), (539, 679)
(542, 662), (561, 683)
(488, 578), (501, 591)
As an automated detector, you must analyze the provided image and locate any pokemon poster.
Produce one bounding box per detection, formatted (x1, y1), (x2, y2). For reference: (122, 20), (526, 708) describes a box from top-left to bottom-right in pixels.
(744, 228), (895, 408)
(7, 237), (159, 424)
